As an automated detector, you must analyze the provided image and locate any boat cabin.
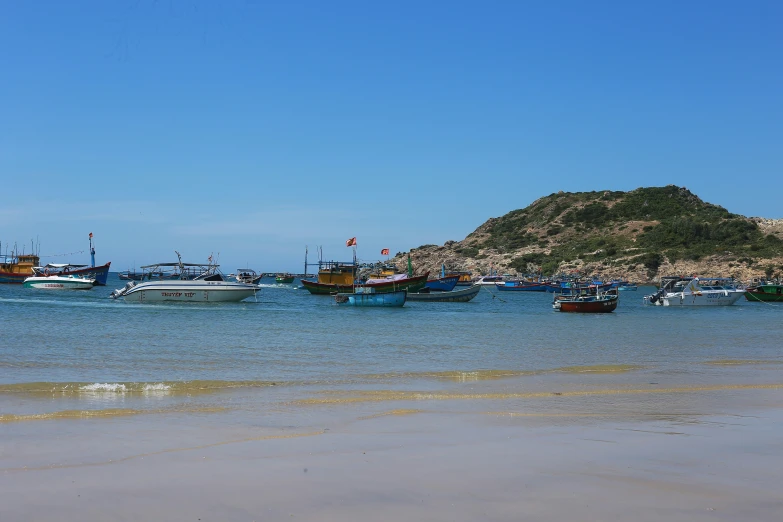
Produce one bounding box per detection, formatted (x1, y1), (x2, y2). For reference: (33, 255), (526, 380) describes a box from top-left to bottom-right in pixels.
(0, 254), (40, 275)
(315, 261), (357, 286)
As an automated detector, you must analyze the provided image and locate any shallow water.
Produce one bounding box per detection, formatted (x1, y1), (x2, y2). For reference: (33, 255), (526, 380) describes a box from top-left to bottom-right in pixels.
(1, 275), (782, 423)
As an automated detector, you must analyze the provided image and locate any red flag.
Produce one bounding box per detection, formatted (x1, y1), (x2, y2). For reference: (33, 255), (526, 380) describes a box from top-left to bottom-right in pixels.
(346, 237), (357, 247)
(381, 248), (389, 256)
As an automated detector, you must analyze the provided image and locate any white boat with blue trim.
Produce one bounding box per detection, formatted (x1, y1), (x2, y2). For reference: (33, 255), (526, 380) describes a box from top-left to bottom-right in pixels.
(110, 253), (258, 303)
(23, 273), (96, 290)
(644, 277), (744, 306)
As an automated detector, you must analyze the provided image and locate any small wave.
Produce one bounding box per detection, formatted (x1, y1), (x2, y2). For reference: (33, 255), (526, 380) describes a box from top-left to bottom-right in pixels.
(80, 383), (128, 393)
(0, 379), (283, 396)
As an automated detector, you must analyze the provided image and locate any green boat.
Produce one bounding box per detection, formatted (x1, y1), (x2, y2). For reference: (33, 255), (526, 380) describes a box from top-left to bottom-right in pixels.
(275, 273), (295, 284)
(745, 284), (783, 302)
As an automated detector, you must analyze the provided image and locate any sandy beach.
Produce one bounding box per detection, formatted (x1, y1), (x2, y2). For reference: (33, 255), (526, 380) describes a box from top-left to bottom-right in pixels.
(3, 379), (782, 521)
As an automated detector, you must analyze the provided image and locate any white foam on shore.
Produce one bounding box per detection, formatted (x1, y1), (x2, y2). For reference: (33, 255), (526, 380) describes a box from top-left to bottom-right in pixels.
(76, 382), (172, 394)
(79, 383), (128, 393)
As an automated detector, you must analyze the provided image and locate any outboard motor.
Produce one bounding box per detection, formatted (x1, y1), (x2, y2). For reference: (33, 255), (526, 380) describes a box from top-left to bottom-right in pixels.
(648, 288), (664, 304)
(109, 281), (136, 299)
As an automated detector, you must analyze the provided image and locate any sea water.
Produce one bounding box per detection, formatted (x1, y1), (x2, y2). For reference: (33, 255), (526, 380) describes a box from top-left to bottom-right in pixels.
(1, 274), (782, 427)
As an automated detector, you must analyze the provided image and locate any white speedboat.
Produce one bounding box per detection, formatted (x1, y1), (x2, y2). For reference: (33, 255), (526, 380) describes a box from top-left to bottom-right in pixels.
(110, 253), (258, 303)
(474, 275), (505, 286)
(23, 274), (95, 290)
(645, 277), (744, 306)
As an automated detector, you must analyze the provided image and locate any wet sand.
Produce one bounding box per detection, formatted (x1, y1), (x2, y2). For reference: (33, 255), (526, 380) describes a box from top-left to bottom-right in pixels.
(2, 385), (783, 521)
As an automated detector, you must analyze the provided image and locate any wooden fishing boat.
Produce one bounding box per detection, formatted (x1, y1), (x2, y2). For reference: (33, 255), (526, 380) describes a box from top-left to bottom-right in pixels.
(744, 283), (783, 302)
(407, 284), (481, 302)
(445, 270), (473, 286)
(275, 273), (295, 284)
(0, 234), (111, 285)
(425, 275), (459, 292)
(334, 288), (406, 307)
(496, 281), (548, 292)
(554, 291), (619, 313)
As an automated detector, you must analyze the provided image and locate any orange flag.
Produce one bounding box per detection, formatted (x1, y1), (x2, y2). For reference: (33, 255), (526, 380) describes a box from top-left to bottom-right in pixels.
(346, 237), (357, 247)
(381, 248), (389, 256)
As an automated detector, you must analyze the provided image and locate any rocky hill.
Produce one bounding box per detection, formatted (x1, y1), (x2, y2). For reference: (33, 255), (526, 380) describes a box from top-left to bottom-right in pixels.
(393, 186), (783, 283)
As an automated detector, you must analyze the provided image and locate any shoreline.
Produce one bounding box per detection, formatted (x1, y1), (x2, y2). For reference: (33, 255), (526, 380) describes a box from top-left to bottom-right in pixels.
(3, 398), (782, 521)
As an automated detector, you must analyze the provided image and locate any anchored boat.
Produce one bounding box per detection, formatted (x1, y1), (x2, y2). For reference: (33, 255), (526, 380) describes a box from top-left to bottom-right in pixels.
(23, 272), (96, 290)
(407, 284), (481, 302)
(110, 253), (258, 303)
(334, 287), (407, 307)
(553, 288), (619, 313)
(274, 273), (295, 284)
(744, 282), (783, 302)
(0, 234), (110, 285)
(644, 277), (744, 306)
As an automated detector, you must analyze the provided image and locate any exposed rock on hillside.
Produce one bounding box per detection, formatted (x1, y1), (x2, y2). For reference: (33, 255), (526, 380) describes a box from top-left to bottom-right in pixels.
(391, 186), (783, 283)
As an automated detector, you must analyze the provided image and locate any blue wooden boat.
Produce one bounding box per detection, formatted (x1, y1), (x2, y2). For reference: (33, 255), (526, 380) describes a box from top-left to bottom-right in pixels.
(425, 275), (459, 292)
(334, 287), (406, 307)
(496, 281), (548, 292)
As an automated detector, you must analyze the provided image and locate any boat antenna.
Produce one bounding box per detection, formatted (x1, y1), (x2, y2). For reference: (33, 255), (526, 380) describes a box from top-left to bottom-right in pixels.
(175, 250), (184, 279)
(304, 245), (308, 277)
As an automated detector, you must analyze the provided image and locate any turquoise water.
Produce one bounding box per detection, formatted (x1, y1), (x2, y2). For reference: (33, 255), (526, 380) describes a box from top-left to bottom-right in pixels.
(1, 274), (782, 421)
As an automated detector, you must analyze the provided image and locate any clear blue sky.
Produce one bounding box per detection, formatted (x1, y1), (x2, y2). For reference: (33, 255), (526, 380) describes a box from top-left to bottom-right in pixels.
(2, 1), (781, 271)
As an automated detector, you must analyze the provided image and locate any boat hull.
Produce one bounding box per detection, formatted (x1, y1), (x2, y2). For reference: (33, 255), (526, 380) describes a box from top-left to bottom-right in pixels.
(556, 296), (618, 313)
(23, 277), (95, 290)
(301, 273), (428, 295)
(335, 290), (406, 307)
(407, 285), (481, 302)
(496, 282), (547, 292)
(0, 262), (111, 285)
(425, 276), (459, 292)
(662, 291), (744, 306)
(745, 286), (783, 302)
(120, 281), (257, 303)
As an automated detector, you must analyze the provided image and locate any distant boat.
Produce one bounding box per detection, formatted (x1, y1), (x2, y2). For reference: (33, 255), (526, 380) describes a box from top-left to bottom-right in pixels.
(553, 289), (619, 313)
(275, 273), (295, 284)
(618, 284), (638, 291)
(1, 257), (110, 285)
(236, 269), (263, 285)
(23, 274), (95, 290)
(425, 276), (459, 292)
(745, 283), (783, 302)
(644, 277), (744, 306)
(474, 275), (505, 286)
(496, 281), (548, 292)
(446, 271), (474, 286)
(1, 234), (110, 285)
(300, 259), (428, 295)
(334, 287), (406, 307)
(407, 284), (481, 302)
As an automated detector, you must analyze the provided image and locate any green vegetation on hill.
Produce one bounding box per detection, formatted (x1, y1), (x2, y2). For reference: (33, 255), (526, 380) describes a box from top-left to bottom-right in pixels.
(468, 185), (783, 276)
